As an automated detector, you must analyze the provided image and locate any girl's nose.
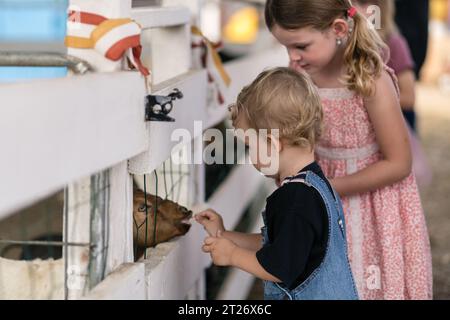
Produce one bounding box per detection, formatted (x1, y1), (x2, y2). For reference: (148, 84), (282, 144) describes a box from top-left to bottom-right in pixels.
(287, 49), (302, 63)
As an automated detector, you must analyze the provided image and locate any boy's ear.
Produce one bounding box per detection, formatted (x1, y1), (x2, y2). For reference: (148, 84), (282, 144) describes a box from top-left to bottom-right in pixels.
(267, 133), (283, 153)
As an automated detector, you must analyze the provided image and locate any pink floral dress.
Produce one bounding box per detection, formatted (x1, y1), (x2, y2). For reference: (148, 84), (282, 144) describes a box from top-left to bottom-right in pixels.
(315, 70), (433, 300)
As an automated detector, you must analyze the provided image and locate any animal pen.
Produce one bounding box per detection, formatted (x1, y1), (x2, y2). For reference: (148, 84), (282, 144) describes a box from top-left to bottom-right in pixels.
(0, 0), (287, 299)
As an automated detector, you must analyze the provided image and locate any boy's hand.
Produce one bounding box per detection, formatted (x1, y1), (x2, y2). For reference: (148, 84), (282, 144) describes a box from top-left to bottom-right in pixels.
(202, 231), (237, 266)
(194, 209), (225, 236)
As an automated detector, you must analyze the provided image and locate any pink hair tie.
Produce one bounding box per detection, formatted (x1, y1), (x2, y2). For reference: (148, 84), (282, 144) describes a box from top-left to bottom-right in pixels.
(347, 6), (357, 18)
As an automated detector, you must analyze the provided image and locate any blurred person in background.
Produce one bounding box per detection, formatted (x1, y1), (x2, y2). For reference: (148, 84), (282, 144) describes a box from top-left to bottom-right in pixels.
(354, 0), (433, 188)
(394, 0), (430, 132)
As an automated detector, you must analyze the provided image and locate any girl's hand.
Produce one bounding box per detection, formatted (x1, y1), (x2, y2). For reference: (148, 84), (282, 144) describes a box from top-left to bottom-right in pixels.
(202, 231), (237, 267)
(329, 177), (343, 195)
(194, 209), (225, 236)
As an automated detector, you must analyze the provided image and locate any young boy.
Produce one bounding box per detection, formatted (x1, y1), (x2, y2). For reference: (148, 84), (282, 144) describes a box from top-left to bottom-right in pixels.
(195, 67), (359, 300)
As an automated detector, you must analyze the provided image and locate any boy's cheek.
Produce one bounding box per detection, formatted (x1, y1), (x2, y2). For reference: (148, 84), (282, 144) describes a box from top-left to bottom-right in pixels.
(259, 164), (280, 177)
(249, 152), (280, 176)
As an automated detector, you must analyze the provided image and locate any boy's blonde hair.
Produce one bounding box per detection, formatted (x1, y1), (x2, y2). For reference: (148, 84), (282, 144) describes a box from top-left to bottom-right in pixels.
(265, 0), (387, 97)
(230, 67), (323, 150)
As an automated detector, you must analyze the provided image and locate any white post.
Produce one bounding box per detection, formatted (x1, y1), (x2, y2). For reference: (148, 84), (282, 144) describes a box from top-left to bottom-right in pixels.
(65, 0), (137, 299)
(163, 0), (203, 24)
(65, 177), (91, 299)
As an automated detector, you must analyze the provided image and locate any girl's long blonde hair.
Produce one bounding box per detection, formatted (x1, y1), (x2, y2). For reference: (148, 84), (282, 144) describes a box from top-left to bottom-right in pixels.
(265, 0), (387, 97)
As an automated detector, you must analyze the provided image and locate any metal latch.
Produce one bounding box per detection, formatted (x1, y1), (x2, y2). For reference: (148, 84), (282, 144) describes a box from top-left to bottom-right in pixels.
(145, 88), (183, 122)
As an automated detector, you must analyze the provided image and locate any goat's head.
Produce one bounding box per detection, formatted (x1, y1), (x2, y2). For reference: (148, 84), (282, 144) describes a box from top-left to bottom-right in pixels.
(133, 188), (192, 248)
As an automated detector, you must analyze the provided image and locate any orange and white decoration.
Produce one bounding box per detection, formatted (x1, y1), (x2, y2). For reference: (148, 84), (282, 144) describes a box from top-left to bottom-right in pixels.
(191, 26), (230, 106)
(65, 1), (149, 76)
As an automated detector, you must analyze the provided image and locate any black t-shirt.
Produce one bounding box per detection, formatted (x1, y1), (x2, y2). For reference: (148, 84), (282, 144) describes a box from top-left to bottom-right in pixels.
(256, 162), (332, 290)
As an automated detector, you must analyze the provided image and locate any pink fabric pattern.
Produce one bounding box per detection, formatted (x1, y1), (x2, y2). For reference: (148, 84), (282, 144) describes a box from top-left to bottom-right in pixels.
(315, 68), (433, 300)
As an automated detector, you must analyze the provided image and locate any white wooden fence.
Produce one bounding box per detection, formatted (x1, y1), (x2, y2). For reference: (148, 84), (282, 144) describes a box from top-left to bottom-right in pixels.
(0, 0), (287, 299)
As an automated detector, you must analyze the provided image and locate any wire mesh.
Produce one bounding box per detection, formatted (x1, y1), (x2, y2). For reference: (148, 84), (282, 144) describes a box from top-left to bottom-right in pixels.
(0, 169), (111, 300)
(88, 170), (110, 289)
(0, 190), (65, 260)
(133, 153), (193, 261)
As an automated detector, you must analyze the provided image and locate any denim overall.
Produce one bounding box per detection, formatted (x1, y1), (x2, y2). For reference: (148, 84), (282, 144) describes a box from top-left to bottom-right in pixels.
(261, 171), (359, 300)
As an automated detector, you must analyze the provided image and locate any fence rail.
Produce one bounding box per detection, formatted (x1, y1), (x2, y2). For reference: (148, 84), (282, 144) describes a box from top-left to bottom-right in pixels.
(0, 0), (288, 297)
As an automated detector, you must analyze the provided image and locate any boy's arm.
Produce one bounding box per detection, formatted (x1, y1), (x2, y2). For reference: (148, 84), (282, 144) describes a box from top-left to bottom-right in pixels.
(222, 231), (262, 251)
(231, 246), (281, 283)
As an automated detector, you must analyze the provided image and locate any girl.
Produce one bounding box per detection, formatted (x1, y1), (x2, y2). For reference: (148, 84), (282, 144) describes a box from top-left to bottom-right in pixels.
(354, 0), (433, 187)
(265, 0), (433, 299)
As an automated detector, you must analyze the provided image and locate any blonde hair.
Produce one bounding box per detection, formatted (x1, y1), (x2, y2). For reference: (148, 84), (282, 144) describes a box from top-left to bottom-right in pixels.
(265, 0), (387, 97)
(230, 67), (323, 150)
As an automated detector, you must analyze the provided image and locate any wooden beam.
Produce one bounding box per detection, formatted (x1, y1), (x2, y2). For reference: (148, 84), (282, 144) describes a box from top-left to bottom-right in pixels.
(131, 6), (190, 28)
(0, 72), (148, 218)
(128, 70), (208, 175)
(144, 222), (210, 299)
(82, 263), (146, 300)
(206, 45), (288, 128)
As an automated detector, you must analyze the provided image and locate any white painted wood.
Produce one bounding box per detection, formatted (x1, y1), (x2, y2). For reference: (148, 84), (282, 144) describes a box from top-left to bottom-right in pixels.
(128, 70), (207, 175)
(206, 45), (288, 128)
(186, 272), (206, 299)
(133, 4), (192, 85)
(0, 11), (283, 219)
(217, 215), (265, 300)
(199, 0), (221, 43)
(0, 257), (64, 300)
(163, 0), (203, 23)
(106, 162), (135, 275)
(64, 0), (137, 300)
(218, 267), (259, 300)
(140, 24), (191, 85)
(0, 0), (291, 301)
(65, 176), (91, 299)
(192, 135), (205, 205)
(208, 160), (266, 231)
(69, 0), (132, 19)
(143, 221), (210, 299)
(82, 263), (146, 300)
(224, 45), (288, 101)
(131, 6), (190, 28)
(0, 72), (148, 219)
(216, 180), (275, 300)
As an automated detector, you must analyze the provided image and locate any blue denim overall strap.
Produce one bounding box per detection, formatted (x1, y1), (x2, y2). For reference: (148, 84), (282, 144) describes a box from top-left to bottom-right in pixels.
(261, 171), (359, 300)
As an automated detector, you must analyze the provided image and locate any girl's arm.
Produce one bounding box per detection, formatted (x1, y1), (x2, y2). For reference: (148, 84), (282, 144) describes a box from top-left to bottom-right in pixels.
(222, 232), (262, 251)
(331, 70), (412, 197)
(397, 70), (416, 110)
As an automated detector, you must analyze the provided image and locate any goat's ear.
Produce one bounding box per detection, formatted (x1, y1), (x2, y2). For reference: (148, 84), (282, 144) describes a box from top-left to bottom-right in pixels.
(150, 193), (164, 204)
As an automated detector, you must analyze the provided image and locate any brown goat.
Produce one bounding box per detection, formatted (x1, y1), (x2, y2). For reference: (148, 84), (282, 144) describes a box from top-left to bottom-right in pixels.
(133, 188), (192, 249)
